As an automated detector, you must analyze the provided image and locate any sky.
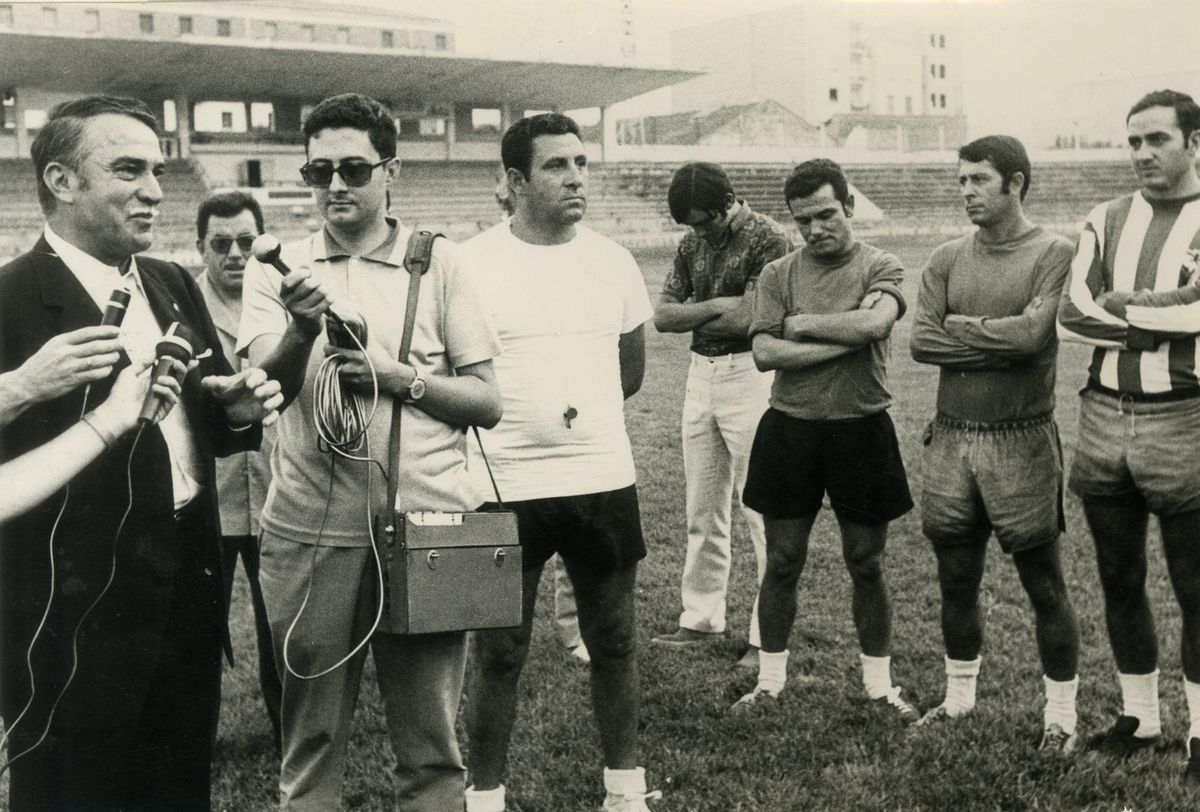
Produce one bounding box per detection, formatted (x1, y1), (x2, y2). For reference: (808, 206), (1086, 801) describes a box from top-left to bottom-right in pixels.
(386, 0), (1200, 145)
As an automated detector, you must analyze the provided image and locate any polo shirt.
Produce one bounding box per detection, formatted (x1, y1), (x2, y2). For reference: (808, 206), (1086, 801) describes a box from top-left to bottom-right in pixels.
(236, 219), (500, 546)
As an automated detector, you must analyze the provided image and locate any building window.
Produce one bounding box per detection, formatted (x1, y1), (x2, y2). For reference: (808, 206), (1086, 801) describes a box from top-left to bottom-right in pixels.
(84, 9), (99, 33)
(940, 94), (947, 109)
(0, 5), (12, 28)
(434, 33), (448, 50)
(905, 96), (913, 114)
(939, 34), (946, 48)
(42, 6), (57, 27)
(337, 26), (350, 44)
(221, 111), (234, 130)
(139, 13), (153, 34)
(419, 116), (446, 137)
(381, 30), (393, 48)
(394, 29), (410, 47)
(930, 33), (936, 46)
(939, 65), (946, 79)
(301, 24), (315, 42)
(930, 93), (936, 108)
(1, 90), (15, 130)
(471, 107), (501, 134)
(216, 18), (231, 37)
(930, 64), (936, 78)
(179, 16), (193, 35)
(828, 88), (838, 102)
(264, 21), (277, 40)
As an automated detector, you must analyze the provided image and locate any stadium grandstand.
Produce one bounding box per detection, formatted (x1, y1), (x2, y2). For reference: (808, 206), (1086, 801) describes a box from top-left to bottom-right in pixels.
(0, 0), (1175, 264)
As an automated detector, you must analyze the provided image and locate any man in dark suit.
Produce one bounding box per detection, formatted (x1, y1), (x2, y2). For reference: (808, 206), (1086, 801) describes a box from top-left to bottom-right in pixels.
(0, 95), (281, 811)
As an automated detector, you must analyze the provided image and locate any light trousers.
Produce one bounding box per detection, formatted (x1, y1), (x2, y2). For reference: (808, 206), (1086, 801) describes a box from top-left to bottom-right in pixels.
(259, 532), (467, 812)
(679, 351), (771, 646)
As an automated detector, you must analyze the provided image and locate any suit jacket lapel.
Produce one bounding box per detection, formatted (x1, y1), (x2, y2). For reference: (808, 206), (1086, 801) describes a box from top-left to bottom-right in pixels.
(30, 236), (103, 333)
(136, 260), (184, 334)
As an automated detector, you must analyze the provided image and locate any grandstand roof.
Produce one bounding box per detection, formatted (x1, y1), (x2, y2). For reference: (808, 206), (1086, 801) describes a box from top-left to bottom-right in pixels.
(0, 31), (697, 110)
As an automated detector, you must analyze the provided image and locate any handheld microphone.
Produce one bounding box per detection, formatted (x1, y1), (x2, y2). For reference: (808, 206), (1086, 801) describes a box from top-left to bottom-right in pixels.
(100, 287), (132, 328)
(251, 234), (293, 277)
(138, 322), (196, 424)
(253, 234), (367, 347)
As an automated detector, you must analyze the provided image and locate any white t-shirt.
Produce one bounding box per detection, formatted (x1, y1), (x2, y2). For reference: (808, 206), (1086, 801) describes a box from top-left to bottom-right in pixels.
(462, 223), (653, 501)
(236, 223), (500, 546)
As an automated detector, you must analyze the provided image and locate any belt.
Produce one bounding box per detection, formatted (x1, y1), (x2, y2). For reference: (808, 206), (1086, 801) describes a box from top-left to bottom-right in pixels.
(691, 350), (754, 362)
(1085, 381), (1200, 403)
(934, 412), (1053, 432)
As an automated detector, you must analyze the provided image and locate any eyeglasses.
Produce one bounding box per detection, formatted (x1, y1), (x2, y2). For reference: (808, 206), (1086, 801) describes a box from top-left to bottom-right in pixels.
(299, 158), (389, 188)
(208, 235), (256, 255)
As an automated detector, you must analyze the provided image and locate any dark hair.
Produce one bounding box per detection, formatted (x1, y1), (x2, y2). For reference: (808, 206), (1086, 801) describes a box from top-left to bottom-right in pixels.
(196, 191), (265, 240)
(302, 93), (396, 160)
(501, 113), (581, 180)
(1127, 89), (1200, 143)
(784, 159), (850, 206)
(958, 135), (1032, 200)
(31, 95), (159, 214)
(667, 162), (735, 223)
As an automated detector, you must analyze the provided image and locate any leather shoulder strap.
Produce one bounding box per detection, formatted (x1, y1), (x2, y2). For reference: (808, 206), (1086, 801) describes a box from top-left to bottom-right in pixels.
(385, 230), (441, 514)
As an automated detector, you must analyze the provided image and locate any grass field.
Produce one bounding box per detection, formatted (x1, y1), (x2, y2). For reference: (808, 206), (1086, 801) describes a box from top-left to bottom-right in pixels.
(182, 235), (1195, 810)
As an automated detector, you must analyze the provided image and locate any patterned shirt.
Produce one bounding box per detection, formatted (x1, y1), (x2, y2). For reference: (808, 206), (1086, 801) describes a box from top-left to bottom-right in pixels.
(1058, 191), (1200, 394)
(662, 202), (792, 355)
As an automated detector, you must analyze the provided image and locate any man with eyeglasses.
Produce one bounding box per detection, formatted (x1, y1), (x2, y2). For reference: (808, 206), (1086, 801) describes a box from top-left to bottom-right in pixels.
(237, 92), (502, 811)
(651, 163), (791, 669)
(194, 190), (282, 752)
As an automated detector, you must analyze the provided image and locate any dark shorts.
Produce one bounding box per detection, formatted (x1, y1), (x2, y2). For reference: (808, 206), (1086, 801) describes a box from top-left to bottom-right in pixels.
(920, 413), (1064, 554)
(482, 484), (646, 573)
(1069, 386), (1200, 517)
(743, 408), (913, 524)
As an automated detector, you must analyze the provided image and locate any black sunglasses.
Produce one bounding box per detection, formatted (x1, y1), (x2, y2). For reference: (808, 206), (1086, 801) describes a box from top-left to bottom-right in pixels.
(208, 235), (256, 255)
(299, 158), (389, 188)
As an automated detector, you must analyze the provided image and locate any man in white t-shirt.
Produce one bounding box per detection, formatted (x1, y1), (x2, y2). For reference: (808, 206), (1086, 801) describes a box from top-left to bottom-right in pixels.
(461, 114), (659, 812)
(237, 93), (502, 811)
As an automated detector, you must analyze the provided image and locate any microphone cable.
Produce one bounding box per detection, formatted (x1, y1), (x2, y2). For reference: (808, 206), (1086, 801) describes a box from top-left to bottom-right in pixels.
(0, 424), (143, 778)
(283, 318), (389, 680)
(312, 319), (379, 460)
(0, 377), (103, 769)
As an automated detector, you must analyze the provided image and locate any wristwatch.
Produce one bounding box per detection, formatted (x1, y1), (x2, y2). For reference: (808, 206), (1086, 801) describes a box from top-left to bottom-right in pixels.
(406, 375), (427, 402)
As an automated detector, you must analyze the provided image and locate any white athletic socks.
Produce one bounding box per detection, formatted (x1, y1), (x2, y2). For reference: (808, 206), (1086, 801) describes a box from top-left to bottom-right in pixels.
(603, 767), (648, 796)
(756, 649), (789, 695)
(860, 653), (895, 700)
(1185, 679), (1200, 743)
(944, 655), (982, 717)
(1043, 675), (1078, 735)
(1118, 670), (1161, 738)
(465, 784), (505, 812)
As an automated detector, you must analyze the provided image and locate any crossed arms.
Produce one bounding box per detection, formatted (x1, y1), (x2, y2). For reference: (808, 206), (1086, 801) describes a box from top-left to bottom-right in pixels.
(1057, 214), (1200, 350)
(752, 290), (900, 372)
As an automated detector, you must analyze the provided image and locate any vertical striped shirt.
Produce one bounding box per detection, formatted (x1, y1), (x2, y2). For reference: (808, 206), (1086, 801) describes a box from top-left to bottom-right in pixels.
(1057, 191), (1200, 394)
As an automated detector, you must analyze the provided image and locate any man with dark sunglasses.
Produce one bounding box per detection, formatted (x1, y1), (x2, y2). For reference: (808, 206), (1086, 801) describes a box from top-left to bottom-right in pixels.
(237, 92), (501, 811)
(299, 157), (389, 188)
(194, 190), (282, 752)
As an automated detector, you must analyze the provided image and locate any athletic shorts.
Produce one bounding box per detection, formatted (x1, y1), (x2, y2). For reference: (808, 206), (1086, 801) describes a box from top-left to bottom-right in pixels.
(742, 408), (913, 524)
(920, 413), (1064, 554)
(1069, 386), (1200, 517)
(481, 485), (646, 573)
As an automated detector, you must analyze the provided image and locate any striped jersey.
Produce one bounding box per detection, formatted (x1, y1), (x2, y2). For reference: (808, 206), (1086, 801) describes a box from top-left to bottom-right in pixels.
(1057, 191), (1200, 394)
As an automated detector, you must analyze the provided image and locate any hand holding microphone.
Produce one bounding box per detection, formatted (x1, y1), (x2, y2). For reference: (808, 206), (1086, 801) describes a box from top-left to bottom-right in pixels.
(7, 325), (126, 407)
(252, 234), (332, 339)
(252, 234), (366, 344)
(138, 322), (196, 425)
